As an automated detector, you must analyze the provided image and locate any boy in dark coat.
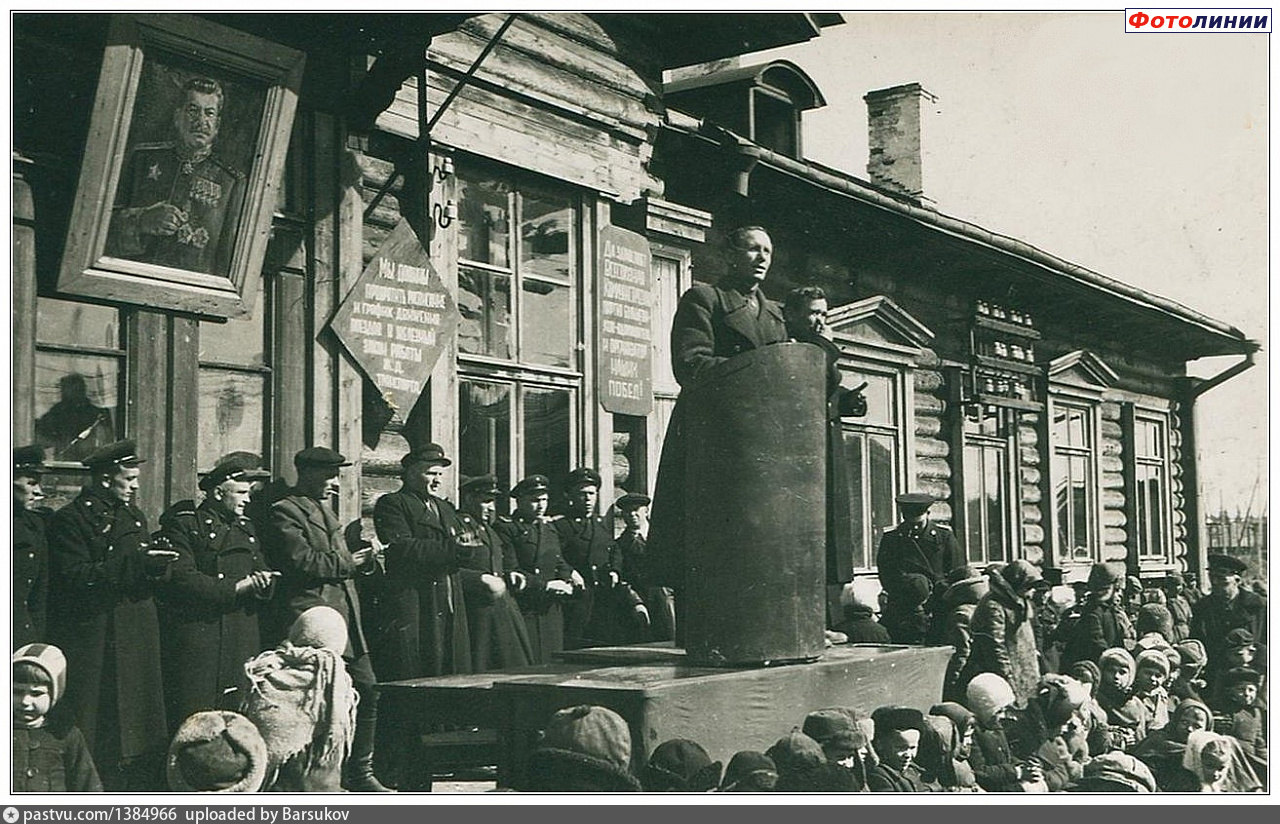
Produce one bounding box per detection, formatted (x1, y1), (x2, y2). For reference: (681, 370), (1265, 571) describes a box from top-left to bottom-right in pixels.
(867, 706), (934, 792)
(1062, 561), (1134, 669)
(1213, 667), (1267, 783)
(13, 644), (102, 792)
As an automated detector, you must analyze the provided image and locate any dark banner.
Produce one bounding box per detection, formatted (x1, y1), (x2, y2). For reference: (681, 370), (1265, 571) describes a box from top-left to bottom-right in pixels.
(596, 225), (653, 416)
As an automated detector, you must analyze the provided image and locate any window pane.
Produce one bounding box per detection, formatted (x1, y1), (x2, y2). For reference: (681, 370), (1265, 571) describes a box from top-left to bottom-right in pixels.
(521, 277), (573, 368)
(34, 353), (121, 462)
(520, 191), (574, 282)
(200, 284), (266, 366)
(1070, 454), (1091, 559)
(1053, 405), (1088, 447)
(1054, 453), (1079, 560)
(1052, 406), (1070, 446)
(841, 430), (866, 569)
(1136, 419), (1163, 459)
(869, 433), (896, 551)
(965, 444), (986, 563)
(523, 386), (572, 497)
(457, 267), (513, 360)
(36, 298), (120, 349)
(457, 176), (510, 267)
(986, 447), (1007, 563)
(459, 380), (512, 503)
(1138, 464), (1166, 558)
(197, 369), (266, 469)
(859, 373), (895, 427)
(1069, 409), (1088, 447)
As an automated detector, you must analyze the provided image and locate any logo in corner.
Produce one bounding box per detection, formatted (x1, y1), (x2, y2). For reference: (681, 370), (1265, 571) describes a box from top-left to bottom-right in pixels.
(4, 807), (20, 823)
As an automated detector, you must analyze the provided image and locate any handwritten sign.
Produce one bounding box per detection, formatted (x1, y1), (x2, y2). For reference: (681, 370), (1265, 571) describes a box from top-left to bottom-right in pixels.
(329, 219), (457, 416)
(597, 225), (652, 415)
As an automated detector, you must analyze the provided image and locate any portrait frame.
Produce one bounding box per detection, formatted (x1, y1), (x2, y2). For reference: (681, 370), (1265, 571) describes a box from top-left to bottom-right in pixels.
(58, 13), (304, 318)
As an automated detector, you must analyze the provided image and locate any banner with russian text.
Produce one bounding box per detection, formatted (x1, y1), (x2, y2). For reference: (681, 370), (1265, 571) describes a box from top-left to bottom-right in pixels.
(596, 224), (653, 416)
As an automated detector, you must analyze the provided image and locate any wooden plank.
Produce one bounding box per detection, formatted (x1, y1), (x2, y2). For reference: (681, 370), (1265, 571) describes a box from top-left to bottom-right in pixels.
(586, 198), (612, 503)
(128, 310), (170, 519)
(12, 169), (37, 442)
(273, 270), (308, 485)
(944, 366), (967, 551)
(425, 147), (460, 499)
(310, 111), (338, 452)
(336, 126), (364, 525)
(168, 316), (200, 503)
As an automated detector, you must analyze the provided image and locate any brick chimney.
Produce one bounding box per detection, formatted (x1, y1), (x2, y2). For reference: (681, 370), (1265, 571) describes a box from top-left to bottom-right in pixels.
(864, 83), (937, 205)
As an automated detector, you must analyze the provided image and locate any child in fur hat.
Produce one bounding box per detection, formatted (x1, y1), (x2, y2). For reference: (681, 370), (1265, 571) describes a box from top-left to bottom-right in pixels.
(12, 644), (102, 792)
(643, 738), (722, 792)
(521, 705), (641, 792)
(167, 711), (268, 792)
(717, 751), (777, 792)
(1097, 648), (1148, 752)
(1132, 650), (1172, 732)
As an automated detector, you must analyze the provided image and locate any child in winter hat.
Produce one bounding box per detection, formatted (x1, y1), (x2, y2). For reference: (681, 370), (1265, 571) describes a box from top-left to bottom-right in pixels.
(522, 705), (641, 792)
(167, 711), (268, 792)
(1132, 650), (1172, 732)
(12, 644), (102, 792)
(964, 673), (1043, 792)
(1097, 648), (1148, 752)
(643, 738), (722, 792)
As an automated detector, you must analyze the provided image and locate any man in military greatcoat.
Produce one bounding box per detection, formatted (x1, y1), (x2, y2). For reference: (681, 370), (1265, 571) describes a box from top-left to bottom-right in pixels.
(1191, 553), (1268, 688)
(372, 444), (472, 680)
(13, 445), (49, 647)
(494, 475), (576, 664)
(262, 447), (391, 792)
(875, 492), (962, 644)
(457, 476), (533, 671)
(106, 76), (245, 276)
(47, 440), (177, 790)
(553, 467), (645, 649)
(155, 453), (277, 730)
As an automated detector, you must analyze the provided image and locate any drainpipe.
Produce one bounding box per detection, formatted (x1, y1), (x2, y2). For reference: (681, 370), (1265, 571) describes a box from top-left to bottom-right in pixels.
(1180, 347), (1257, 589)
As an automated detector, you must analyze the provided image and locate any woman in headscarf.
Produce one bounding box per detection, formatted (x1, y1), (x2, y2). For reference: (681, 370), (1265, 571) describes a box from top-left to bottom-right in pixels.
(1133, 699), (1241, 791)
(1182, 729), (1263, 793)
(960, 560), (1043, 706)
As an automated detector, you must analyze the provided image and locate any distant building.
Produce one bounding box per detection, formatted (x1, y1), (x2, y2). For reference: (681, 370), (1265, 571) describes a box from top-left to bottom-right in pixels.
(1206, 511), (1268, 583)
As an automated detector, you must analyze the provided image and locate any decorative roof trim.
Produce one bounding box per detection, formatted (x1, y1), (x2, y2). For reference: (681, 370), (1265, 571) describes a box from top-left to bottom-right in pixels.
(826, 294), (936, 349)
(1048, 349), (1120, 387)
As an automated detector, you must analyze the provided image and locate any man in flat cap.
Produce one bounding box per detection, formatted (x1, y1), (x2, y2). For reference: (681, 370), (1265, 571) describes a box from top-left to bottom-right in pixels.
(614, 492), (675, 643)
(47, 439), (176, 789)
(155, 453), (277, 729)
(1191, 553), (1267, 693)
(457, 476), (533, 671)
(262, 447), (391, 792)
(875, 492), (962, 644)
(13, 445), (50, 647)
(552, 467), (645, 649)
(372, 444), (472, 680)
(494, 475), (576, 663)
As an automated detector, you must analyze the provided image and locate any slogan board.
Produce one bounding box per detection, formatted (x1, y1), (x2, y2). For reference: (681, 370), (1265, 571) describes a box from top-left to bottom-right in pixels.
(329, 219), (456, 416)
(597, 225), (653, 416)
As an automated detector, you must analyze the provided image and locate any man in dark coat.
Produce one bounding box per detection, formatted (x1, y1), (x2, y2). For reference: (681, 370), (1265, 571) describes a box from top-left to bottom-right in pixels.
(457, 476), (533, 671)
(648, 226), (790, 589)
(262, 446), (391, 792)
(553, 467), (645, 648)
(875, 492), (962, 644)
(1061, 561), (1134, 669)
(1191, 553), (1268, 689)
(47, 439), (177, 790)
(13, 445), (50, 647)
(155, 454), (276, 730)
(493, 475), (575, 664)
(614, 492), (675, 642)
(372, 444), (472, 680)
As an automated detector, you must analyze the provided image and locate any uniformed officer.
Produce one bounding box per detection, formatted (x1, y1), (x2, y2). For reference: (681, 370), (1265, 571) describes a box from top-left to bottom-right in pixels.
(262, 447), (391, 792)
(493, 475), (575, 664)
(47, 440), (177, 790)
(13, 445), (49, 647)
(875, 492), (962, 644)
(614, 492), (674, 642)
(155, 453), (276, 730)
(1190, 553), (1267, 686)
(457, 476), (533, 671)
(106, 76), (245, 276)
(553, 467), (644, 648)
(371, 444), (472, 680)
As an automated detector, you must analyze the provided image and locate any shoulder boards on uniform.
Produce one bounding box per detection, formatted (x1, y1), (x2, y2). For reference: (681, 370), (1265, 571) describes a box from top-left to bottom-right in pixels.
(131, 141), (175, 152)
(210, 155), (245, 180)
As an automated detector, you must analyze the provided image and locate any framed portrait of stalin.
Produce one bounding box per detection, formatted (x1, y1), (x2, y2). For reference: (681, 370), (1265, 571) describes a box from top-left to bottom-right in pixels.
(58, 14), (304, 318)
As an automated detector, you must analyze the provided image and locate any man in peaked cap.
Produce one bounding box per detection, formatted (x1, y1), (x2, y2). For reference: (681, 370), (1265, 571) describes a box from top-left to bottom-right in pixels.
(1191, 553), (1267, 688)
(614, 491), (676, 643)
(494, 474), (576, 664)
(47, 439), (175, 790)
(155, 453), (276, 730)
(875, 492), (962, 644)
(371, 443), (473, 681)
(553, 467), (646, 649)
(261, 446), (391, 792)
(14, 446), (50, 647)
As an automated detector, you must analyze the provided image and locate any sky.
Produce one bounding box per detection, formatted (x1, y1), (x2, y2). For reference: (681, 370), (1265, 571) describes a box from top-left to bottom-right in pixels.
(757, 10), (1269, 515)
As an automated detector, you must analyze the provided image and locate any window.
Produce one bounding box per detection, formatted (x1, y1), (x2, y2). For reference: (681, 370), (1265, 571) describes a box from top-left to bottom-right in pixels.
(198, 282), (270, 470)
(963, 408), (1015, 565)
(34, 298), (125, 463)
(455, 162), (582, 504)
(1053, 401), (1096, 562)
(839, 369), (900, 570)
(1134, 414), (1171, 560)
(752, 87), (798, 157)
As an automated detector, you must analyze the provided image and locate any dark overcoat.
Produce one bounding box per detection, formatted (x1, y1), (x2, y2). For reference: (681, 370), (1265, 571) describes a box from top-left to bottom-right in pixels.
(553, 513), (634, 648)
(261, 492), (371, 658)
(648, 282), (789, 588)
(493, 514), (574, 664)
(46, 486), (168, 765)
(456, 511), (534, 671)
(155, 498), (272, 726)
(1190, 589), (1268, 676)
(13, 507), (49, 646)
(875, 519), (961, 643)
(616, 530), (675, 642)
(372, 488), (472, 679)
(1061, 599), (1133, 669)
